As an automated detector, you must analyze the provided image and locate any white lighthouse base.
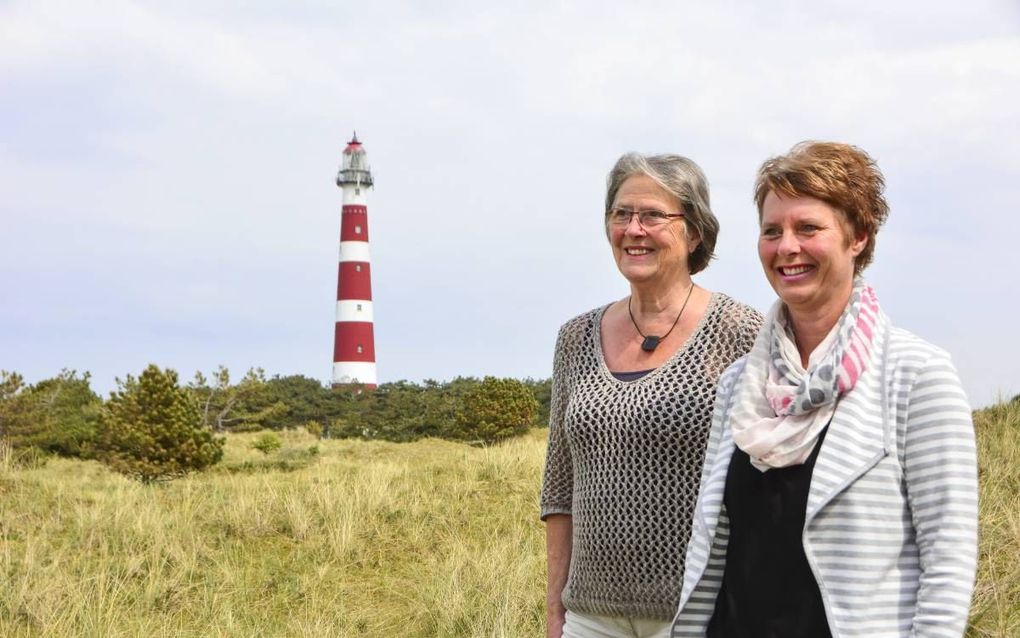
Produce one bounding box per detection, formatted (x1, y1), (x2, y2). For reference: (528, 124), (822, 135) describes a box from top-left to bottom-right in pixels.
(332, 362), (377, 387)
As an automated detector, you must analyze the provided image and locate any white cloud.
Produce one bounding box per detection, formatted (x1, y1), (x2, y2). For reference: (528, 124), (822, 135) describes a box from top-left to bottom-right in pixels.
(2, 0), (1018, 406)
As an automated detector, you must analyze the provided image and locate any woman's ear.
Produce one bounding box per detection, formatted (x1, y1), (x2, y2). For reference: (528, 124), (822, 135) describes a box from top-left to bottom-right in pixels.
(687, 227), (701, 255)
(850, 230), (867, 257)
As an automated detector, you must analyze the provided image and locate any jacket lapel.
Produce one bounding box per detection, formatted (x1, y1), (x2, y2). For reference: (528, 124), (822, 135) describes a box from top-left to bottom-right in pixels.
(698, 426), (734, 534)
(805, 319), (890, 522)
(682, 410), (736, 606)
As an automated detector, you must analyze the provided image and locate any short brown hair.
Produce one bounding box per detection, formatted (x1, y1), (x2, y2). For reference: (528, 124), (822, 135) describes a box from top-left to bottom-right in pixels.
(606, 153), (719, 275)
(754, 141), (889, 275)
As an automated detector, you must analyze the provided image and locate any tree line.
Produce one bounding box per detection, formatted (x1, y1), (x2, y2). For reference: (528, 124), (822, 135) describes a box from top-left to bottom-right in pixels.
(0, 366), (551, 482)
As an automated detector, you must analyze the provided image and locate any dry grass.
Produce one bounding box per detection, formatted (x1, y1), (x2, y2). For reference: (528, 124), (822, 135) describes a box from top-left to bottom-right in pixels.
(0, 403), (1016, 637)
(1, 430), (546, 637)
(968, 400), (1020, 638)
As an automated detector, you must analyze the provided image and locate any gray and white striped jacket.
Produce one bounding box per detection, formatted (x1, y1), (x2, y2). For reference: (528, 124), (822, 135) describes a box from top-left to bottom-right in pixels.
(672, 315), (978, 638)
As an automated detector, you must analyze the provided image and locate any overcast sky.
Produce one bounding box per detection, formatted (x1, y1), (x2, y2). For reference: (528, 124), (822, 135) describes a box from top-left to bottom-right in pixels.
(2, 0), (1018, 407)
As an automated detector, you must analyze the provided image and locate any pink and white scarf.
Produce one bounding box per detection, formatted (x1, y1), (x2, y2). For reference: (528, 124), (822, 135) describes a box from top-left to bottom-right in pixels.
(730, 281), (882, 471)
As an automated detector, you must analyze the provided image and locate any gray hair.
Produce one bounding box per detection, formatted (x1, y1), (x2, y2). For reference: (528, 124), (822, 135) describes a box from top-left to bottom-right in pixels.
(605, 153), (719, 274)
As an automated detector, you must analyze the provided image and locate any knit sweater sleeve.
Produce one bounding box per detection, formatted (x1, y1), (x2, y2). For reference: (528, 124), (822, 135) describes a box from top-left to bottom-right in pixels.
(901, 349), (978, 637)
(715, 297), (764, 372)
(540, 319), (577, 520)
(734, 305), (763, 356)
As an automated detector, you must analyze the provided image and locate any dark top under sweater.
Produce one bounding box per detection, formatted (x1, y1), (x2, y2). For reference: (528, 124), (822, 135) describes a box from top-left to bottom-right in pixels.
(708, 425), (833, 638)
(610, 369), (653, 382)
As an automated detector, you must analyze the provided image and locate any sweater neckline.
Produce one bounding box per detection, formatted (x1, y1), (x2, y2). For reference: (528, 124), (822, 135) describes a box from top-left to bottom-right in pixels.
(593, 292), (723, 386)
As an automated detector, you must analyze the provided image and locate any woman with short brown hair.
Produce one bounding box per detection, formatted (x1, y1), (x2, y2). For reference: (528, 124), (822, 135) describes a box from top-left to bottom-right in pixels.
(673, 141), (978, 637)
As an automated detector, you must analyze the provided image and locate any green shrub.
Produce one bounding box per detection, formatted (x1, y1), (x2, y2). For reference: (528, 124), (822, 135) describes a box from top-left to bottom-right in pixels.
(520, 377), (553, 427)
(33, 371), (102, 457)
(326, 377), (546, 444)
(1, 371), (36, 448)
(0, 441), (49, 470)
(252, 432), (282, 455)
(1, 370), (103, 459)
(262, 375), (342, 430)
(223, 444), (321, 474)
(98, 365), (224, 483)
(335, 381), (445, 442)
(450, 376), (539, 444)
(304, 420), (324, 439)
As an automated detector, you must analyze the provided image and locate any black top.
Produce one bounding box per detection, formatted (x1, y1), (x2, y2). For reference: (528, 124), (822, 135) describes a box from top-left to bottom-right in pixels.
(609, 368), (654, 382)
(707, 425), (832, 638)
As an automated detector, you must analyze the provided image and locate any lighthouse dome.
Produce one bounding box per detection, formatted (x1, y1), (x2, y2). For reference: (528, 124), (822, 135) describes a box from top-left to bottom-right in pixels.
(337, 132), (373, 187)
(343, 132), (363, 153)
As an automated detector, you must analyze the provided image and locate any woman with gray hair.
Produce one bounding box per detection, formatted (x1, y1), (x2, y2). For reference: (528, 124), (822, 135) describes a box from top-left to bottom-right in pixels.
(540, 153), (762, 637)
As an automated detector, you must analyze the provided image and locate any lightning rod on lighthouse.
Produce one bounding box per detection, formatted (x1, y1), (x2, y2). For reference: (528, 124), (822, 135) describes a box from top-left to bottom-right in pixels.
(332, 133), (377, 389)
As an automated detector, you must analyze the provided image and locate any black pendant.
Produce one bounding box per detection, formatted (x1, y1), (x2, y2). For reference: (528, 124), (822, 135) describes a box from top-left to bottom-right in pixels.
(641, 336), (661, 352)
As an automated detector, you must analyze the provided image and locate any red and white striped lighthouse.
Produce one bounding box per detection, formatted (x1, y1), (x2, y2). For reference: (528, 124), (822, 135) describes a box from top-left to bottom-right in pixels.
(332, 133), (377, 388)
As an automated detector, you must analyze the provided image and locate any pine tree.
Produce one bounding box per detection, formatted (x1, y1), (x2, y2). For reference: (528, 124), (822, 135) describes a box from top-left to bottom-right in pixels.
(99, 364), (224, 482)
(0, 370), (47, 450)
(1, 370), (103, 457)
(452, 376), (539, 444)
(187, 366), (286, 432)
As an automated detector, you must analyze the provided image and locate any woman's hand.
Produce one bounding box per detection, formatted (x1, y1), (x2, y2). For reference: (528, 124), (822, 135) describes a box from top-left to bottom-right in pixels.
(546, 514), (572, 638)
(547, 608), (566, 638)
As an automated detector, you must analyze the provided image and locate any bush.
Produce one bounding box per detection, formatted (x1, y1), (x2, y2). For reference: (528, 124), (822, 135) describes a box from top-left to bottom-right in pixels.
(32, 371), (102, 457)
(304, 420), (324, 439)
(98, 365), (224, 483)
(0, 441), (49, 470)
(1, 370), (103, 458)
(334, 381), (445, 442)
(222, 444), (321, 474)
(262, 375), (341, 430)
(327, 377), (547, 444)
(0, 371), (37, 449)
(520, 377), (553, 427)
(252, 432), (282, 455)
(450, 376), (539, 444)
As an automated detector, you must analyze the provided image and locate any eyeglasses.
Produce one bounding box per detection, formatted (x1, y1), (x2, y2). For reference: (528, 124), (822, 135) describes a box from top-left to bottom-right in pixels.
(605, 207), (685, 228)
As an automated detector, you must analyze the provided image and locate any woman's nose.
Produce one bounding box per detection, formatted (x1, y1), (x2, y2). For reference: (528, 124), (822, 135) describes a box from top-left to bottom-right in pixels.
(624, 214), (646, 235)
(777, 231), (799, 255)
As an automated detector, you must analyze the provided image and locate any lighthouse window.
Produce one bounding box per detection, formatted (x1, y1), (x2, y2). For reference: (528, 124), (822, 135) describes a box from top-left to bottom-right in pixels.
(356, 303), (362, 312)
(355, 225), (362, 234)
(356, 345), (363, 354)
(355, 264), (362, 272)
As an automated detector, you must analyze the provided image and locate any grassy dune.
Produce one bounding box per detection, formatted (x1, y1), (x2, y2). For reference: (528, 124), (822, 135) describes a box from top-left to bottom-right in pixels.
(970, 401), (1020, 637)
(1, 403), (1017, 637)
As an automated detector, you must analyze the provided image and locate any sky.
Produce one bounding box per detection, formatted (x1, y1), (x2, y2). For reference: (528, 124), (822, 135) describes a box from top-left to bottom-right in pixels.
(2, 0), (1018, 407)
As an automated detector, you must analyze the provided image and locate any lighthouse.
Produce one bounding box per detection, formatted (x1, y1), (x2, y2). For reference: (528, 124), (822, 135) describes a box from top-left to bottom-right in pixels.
(332, 133), (377, 389)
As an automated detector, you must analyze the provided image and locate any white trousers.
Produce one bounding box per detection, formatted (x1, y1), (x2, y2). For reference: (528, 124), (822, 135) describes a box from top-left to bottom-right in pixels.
(562, 610), (672, 638)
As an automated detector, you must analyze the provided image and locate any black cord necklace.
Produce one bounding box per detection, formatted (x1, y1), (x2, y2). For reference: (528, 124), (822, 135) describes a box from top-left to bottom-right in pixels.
(628, 283), (695, 352)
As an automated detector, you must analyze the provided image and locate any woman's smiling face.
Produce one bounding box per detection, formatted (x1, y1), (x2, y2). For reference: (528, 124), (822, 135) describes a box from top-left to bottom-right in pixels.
(609, 174), (697, 286)
(758, 191), (866, 320)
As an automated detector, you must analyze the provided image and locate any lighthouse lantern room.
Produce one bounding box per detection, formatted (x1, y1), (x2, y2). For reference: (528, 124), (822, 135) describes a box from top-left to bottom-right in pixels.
(332, 133), (377, 389)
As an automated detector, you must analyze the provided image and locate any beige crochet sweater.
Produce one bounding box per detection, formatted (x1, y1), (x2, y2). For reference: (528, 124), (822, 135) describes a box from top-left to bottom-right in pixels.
(540, 293), (762, 620)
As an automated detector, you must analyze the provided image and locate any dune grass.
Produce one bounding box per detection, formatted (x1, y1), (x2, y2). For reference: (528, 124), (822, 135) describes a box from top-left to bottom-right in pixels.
(969, 400), (1020, 638)
(0, 429), (546, 637)
(0, 404), (1016, 637)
